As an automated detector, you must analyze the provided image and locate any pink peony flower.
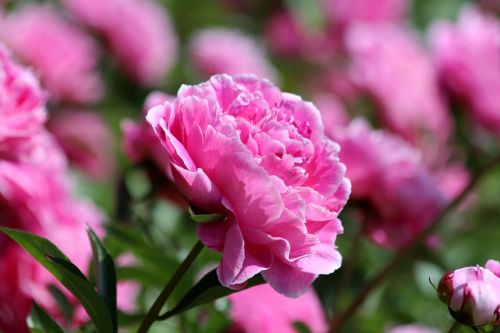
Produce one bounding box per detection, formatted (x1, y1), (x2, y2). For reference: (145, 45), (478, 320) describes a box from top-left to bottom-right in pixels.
(48, 111), (114, 180)
(386, 324), (441, 333)
(346, 24), (451, 165)
(0, 4), (104, 104)
(0, 44), (46, 143)
(333, 119), (446, 248)
(147, 74), (350, 297)
(321, 0), (409, 29)
(228, 284), (327, 333)
(62, 0), (177, 86)
(429, 6), (500, 134)
(189, 29), (277, 83)
(438, 260), (500, 327)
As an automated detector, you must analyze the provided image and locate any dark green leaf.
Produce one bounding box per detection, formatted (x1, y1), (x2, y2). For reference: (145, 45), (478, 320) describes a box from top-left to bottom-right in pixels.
(188, 206), (225, 223)
(27, 302), (65, 333)
(48, 284), (74, 324)
(87, 226), (117, 333)
(293, 322), (312, 333)
(159, 269), (265, 320)
(0, 227), (113, 333)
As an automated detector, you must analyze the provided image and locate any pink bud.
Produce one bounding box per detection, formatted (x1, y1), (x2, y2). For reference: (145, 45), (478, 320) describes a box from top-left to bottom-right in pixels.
(438, 260), (500, 327)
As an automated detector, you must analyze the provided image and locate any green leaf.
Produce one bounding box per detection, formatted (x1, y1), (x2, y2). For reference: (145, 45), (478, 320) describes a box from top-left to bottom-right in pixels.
(293, 322), (312, 333)
(159, 269), (265, 320)
(0, 227), (113, 333)
(87, 226), (117, 333)
(188, 206), (225, 223)
(27, 302), (65, 333)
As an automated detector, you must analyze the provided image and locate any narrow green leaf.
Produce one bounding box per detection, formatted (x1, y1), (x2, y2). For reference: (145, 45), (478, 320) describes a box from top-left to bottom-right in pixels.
(27, 302), (65, 333)
(86, 226), (117, 333)
(0, 227), (113, 333)
(293, 322), (312, 333)
(188, 206), (225, 223)
(48, 284), (74, 324)
(159, 269), (265, 320)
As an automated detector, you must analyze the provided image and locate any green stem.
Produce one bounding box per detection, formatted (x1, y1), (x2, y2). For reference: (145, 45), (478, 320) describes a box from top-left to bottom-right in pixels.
(448, 321), (461, 333)
(138, 240), (204, 333)
(328, 154), (500, 333)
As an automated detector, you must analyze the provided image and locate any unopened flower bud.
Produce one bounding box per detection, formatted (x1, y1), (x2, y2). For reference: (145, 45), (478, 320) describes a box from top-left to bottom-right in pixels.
(438, 260), (500, 327)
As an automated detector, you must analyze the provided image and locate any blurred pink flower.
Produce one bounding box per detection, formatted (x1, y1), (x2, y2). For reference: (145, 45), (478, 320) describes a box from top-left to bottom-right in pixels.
(228, 284), (327, 333)
(189, 29), (277, 82)
(63, 0), (177, 86)
(334, 119), (446, 248)
(429, 6), (500, 134)
(0, 4), (103, 104)
(321, 0), (409, 29)
(147, 74), (350, 296)
(438, 260), (500, 327)
(0, 44), (46, 143)
(346, 24), (451, 165)
(48, 111), (114, 180)
(122, 92), (172, 168)
(264, 11), (303, 57)
(386, 324), (441, 333)
(313, 94), (350, 136)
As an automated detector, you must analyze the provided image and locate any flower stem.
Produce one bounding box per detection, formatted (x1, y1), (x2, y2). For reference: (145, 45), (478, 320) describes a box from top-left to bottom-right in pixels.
(138, 240), (204, 333)
(448, 321), (461, 333)
(328, 154), (500, 333)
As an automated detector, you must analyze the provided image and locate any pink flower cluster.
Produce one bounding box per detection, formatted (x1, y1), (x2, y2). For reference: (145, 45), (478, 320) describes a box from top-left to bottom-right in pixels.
(0, 4), (104, 104)
(228, 284), (327, 333)
(346, 24), (451, 164)
(430, 6), (500, 134)
(438, 259), (500, 327)
(62, 0), (178, 86)
(189, 29), (277, 82)
(147, 74), (350, 297)
(0, 45), (134, 331)
(333, 119), (447, 248)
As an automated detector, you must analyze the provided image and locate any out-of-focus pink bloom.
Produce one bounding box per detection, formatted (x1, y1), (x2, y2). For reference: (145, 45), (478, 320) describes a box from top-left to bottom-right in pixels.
(228, 284), (327, 333)
(148, 74), (350, 296)
(115, 255), (139, 314)
(0, 44), (46, 143)
(321, 0), (409, 29)
(122, 92), (172, 168)
(334, 119), (446, 249)
(63, 0), (177, 86)
(313, 94), (350, 136)
(0, 162), (104, 331)
(189, 29), (277, 83)
(429, 6), (500, 134)
(346, 24), (451, 165)
(438, 260), (500, 327)
(265, 11), (303, 57)
(434, 164), (470, 201)
(0, 5), (103, 104)
(264, 11), (338, 62)
(386, 324), (441, 333)
(48, 111), (114, 180)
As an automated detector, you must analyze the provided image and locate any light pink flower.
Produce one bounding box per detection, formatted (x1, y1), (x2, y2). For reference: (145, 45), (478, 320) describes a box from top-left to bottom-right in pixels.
(321, 0), (409, 29)
(386, 324), (441, 333)
(228, 284), (327, 333)
(63, 0), (177, 86)
(189, 29), (277, 83)
(438, 260), (500, 327)
(429, 6), (500, 134)
(0, 4), (103, 104)
(147, 74), (350, 297)
(0, 44), (46, 143)
(334, 119), (446, 248)
(48, 111), (114, 180)
(346, 24), (451, 165)
(313, 94), (349, 136)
